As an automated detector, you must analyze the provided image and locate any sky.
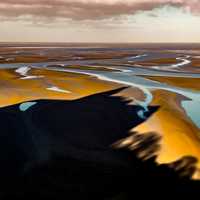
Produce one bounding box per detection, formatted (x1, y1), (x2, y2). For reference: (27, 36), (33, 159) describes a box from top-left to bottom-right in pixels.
(1, 0), (200, 43)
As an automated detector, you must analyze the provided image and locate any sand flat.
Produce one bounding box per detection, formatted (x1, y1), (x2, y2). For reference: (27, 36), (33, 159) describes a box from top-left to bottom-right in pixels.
(0, 44), (200, 179)
(134, 90), (200, 176)
(144, 76), (200, 91)
(0, 68), (123, 107)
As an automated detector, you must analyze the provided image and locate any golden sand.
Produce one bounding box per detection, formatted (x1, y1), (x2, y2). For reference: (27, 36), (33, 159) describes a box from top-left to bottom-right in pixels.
(1, 66), (200, 178)
(133, 58), (178, 66)
(0, 68), (120, 107)
(144, 76), (200, 91)
(134, 90), (200, 177)
(0, 67), (145, 107)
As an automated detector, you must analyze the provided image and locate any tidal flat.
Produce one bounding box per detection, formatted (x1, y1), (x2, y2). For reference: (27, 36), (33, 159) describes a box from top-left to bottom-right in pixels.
(0, 43), (200, 179)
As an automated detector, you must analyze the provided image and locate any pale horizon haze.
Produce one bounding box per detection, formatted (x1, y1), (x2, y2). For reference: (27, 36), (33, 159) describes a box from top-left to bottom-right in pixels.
(1, 0), (200, 43)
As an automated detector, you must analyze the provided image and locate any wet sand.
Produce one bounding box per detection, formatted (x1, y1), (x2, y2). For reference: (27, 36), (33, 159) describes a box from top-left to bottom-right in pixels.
(143, 76), (200, 91)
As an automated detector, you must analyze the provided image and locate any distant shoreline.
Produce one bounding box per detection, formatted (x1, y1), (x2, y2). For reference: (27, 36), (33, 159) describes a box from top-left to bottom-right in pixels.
(1, 42), (200, 50)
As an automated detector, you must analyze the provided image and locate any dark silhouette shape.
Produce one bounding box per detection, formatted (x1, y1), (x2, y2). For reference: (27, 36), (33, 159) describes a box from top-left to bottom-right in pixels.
(0, 87), (199, 199)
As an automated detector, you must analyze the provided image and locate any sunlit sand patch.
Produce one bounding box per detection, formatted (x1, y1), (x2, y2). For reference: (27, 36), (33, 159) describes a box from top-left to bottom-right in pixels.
(0, 68), (124, 107)
(15, 66), (31, 76)
(133, 90), (200, 178)
(15, 66), (44, 80)
(47, 86), (71, 94)
(143, 76), (200, 91)
(21, 75), (44, 80)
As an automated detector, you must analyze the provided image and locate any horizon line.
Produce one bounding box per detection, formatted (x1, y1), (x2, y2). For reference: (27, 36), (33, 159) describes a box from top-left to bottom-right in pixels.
(1, 41), (200, 44)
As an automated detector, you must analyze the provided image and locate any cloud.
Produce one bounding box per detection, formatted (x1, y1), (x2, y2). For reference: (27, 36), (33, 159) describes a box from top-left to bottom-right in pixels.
(0, 0), (199, 21)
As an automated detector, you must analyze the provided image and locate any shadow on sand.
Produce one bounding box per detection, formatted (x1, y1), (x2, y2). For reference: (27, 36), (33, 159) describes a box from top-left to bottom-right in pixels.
(0, 87), (199, 198)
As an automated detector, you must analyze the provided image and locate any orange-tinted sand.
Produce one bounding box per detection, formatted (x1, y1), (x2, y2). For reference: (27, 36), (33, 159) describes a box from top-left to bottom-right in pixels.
(134, 90), (200, 178)
(0, 68), (145, 108)
(0, 45), (200, 179)
(144, 76), (200, 91)
(1, 67), (200, 178)
(133, 58), (178, 66)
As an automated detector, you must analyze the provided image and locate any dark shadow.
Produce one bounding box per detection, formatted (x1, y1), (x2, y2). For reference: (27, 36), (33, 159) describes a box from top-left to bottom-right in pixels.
(0, 87), (199, 198)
